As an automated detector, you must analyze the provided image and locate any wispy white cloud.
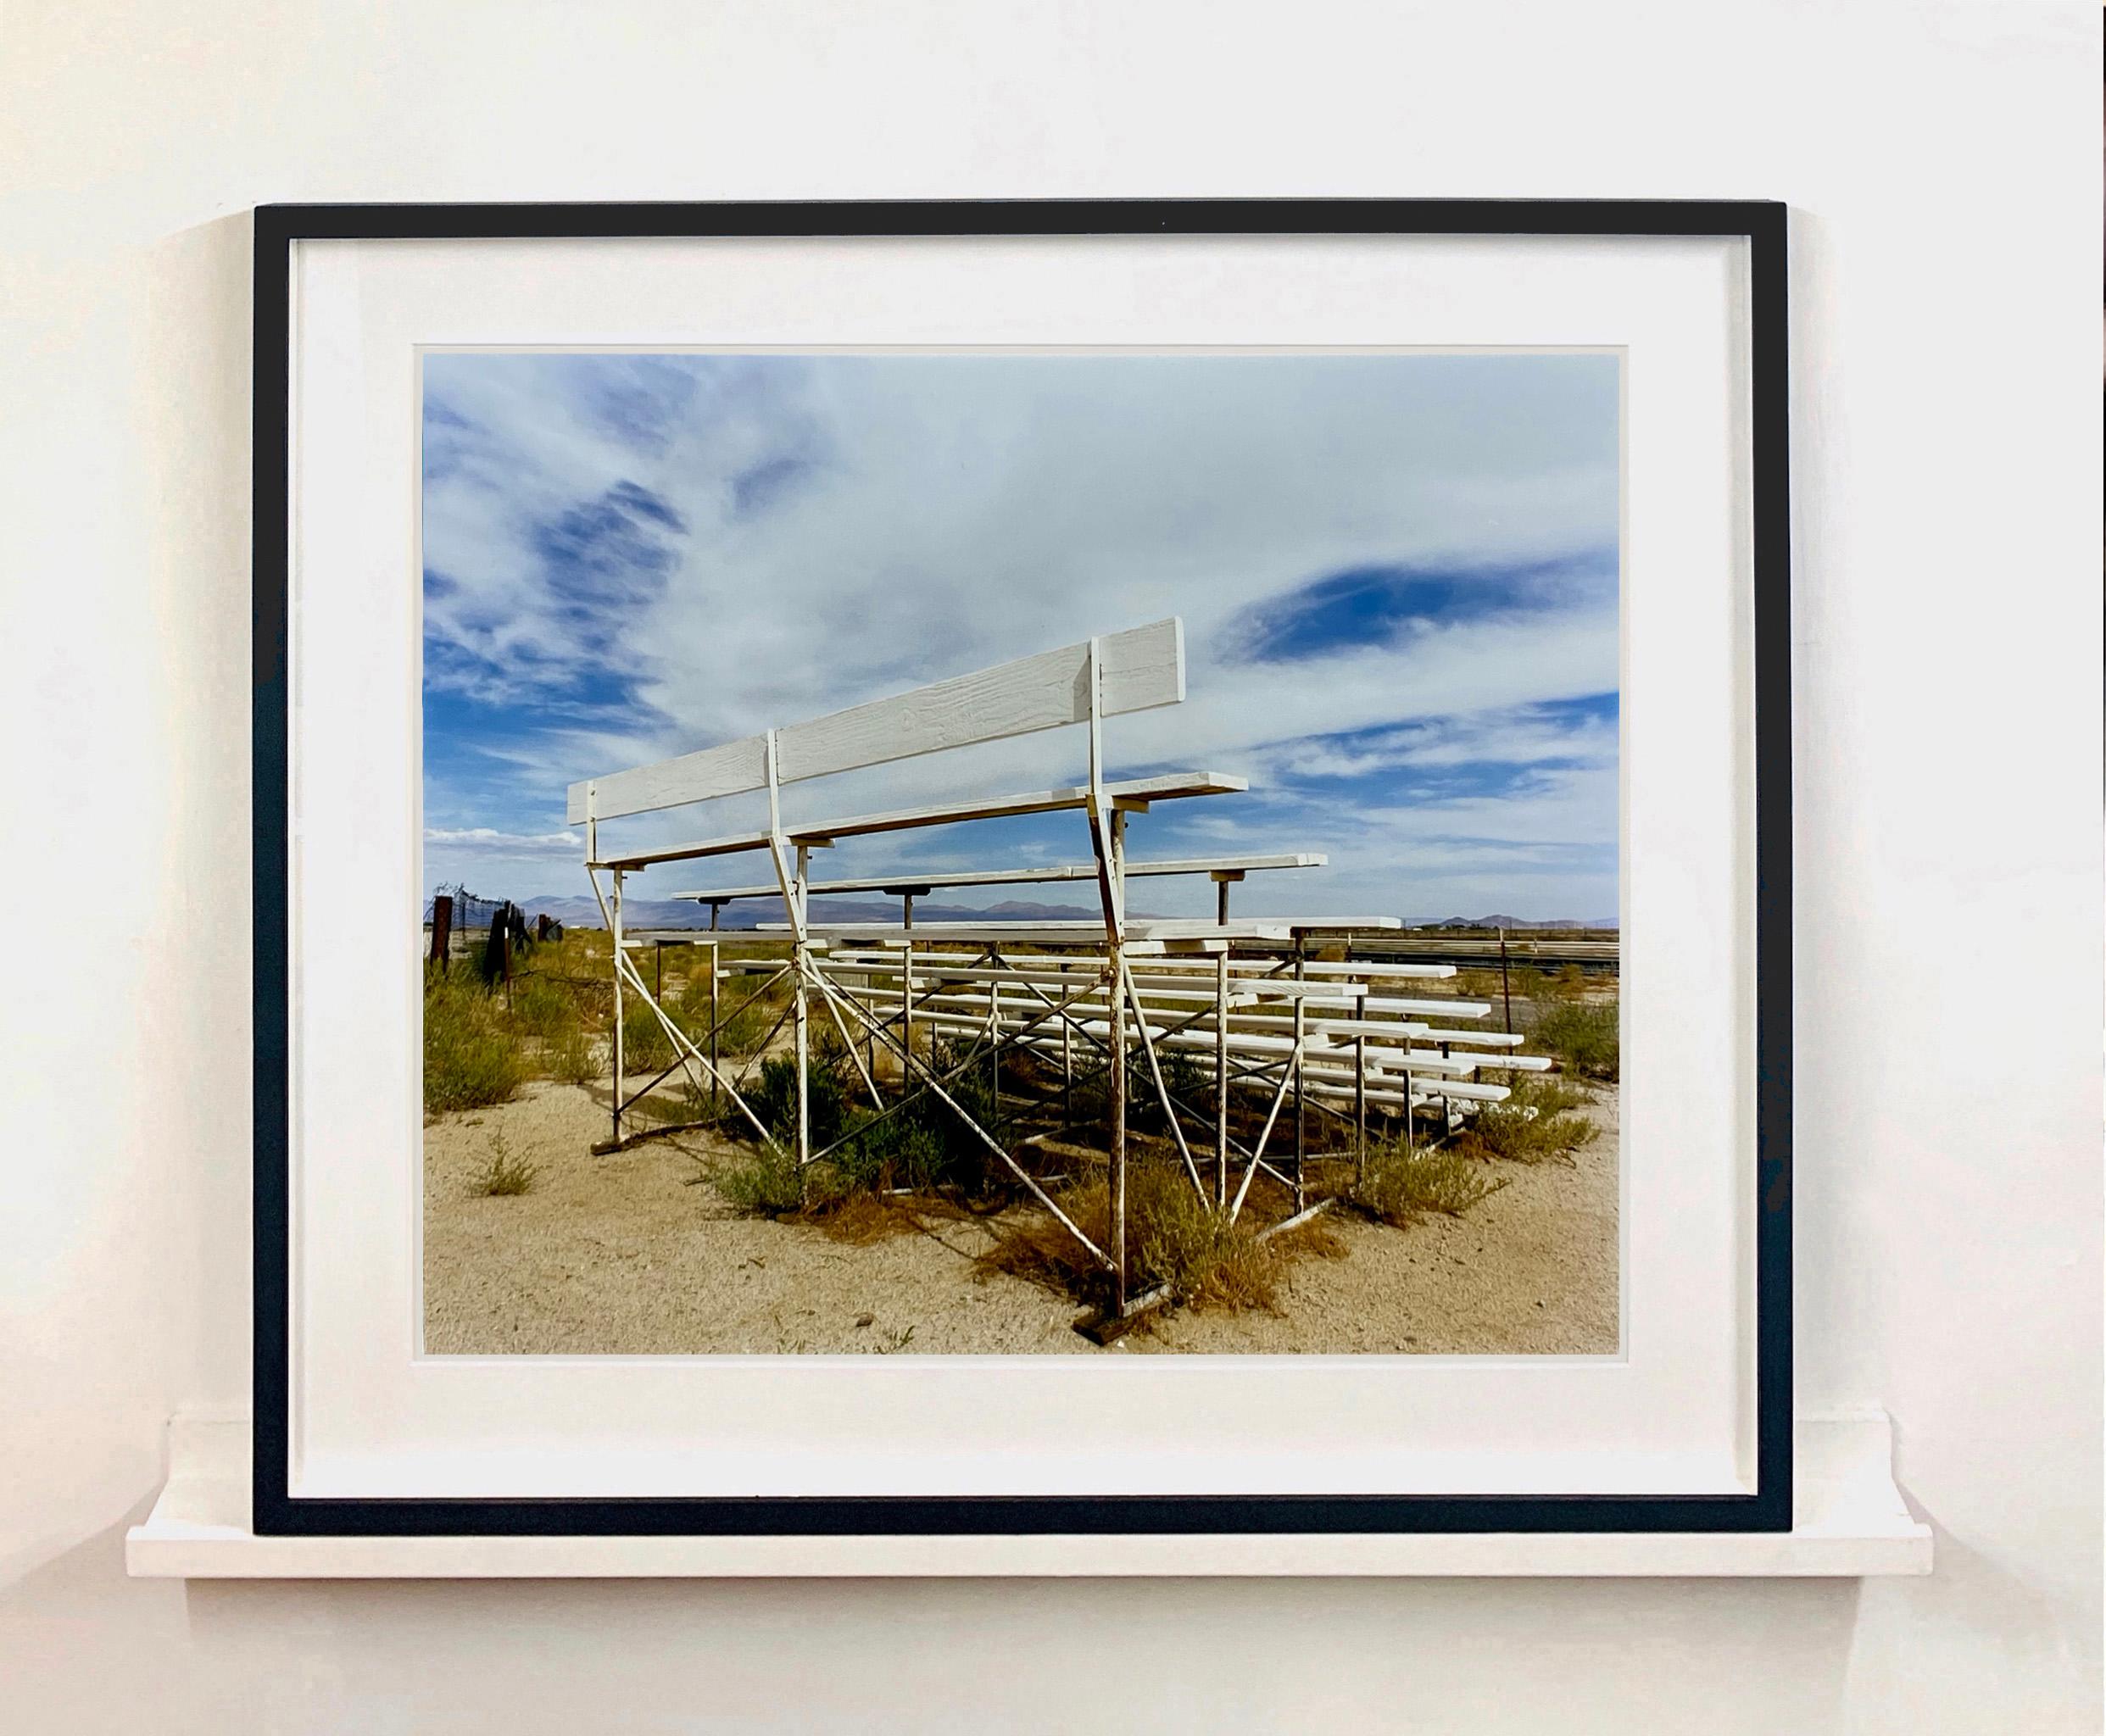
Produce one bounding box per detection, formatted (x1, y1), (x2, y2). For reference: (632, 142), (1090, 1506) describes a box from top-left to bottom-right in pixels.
(424, 826), (583, 854)
(420, 352), (1621, 919)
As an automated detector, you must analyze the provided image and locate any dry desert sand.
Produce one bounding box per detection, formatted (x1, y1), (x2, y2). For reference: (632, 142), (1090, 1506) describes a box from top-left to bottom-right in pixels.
(422, 1073), (1619, 1356)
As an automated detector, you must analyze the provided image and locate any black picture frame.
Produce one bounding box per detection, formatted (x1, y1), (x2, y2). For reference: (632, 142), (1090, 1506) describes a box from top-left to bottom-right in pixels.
(253, 198), (1792, 1538)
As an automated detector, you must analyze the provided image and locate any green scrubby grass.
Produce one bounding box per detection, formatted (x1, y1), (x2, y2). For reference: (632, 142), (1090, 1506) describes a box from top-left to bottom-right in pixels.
(713, 1138), (804, 1216)
(1349, 1140), (1507, 1225)
(1530, 1001), (1620, 1081)
(424, 965), (525, 1113)
(1449, 1076), (1600, 1164)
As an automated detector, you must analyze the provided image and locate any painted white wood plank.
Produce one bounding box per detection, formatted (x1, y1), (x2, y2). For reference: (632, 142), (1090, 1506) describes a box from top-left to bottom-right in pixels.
(668, 852), (1324, 903)
(566, 734), (768, 826)
(788, 913), (1384, 943)
(828, 961), (1362, 999)
(1291, 959), (1458, 981)
(1307, 1016), (1493, 1041)
(593, 773), (1246, 870)
(566, 620), (1183, 823)
(776, 617), (1184, 784)
(1362, 996), (1495, 1018)
(793, 925), (1294, 945)
(1420, 1081), (1512, 1102)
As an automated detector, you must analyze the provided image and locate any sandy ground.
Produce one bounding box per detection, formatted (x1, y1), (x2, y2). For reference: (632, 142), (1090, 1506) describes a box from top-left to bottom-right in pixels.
(423, 1078), (1618, 1356)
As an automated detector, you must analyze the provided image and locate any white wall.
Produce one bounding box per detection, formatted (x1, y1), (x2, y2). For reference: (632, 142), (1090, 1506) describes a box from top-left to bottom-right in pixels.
(2, 2), (2097, 1729)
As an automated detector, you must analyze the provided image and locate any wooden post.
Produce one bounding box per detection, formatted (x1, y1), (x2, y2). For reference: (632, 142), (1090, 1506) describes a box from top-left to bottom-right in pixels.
(1216, 877), (1229, 926)
(428, 893), (452, 971)
(1499, 926), (1512, 1034)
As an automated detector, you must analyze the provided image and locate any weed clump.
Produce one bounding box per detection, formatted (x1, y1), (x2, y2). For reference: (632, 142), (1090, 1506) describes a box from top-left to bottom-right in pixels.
(471, 1130), (538, 1196)
(1130, 1171), (1283, 1310)
(509, 972), (576, 1040)
(548, 1024), (599, 1085)
(1533, 1000), (1619, 1080)
(424, 965), (524, 1113)
(1451, 1077), (1600, 1164)
(1349, 1141), (1506, 1225)
(749, 1049), (849, 1150)
(714, 1138), (804, 1216)
(981, 1165), (1316, 1315)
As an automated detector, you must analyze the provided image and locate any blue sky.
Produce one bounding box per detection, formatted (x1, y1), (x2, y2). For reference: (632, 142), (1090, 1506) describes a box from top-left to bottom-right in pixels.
(421, 351), (1619, 921)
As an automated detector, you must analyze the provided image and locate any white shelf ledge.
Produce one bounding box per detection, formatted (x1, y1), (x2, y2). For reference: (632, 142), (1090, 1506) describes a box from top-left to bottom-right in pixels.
(125, 1410), (1929, 1580)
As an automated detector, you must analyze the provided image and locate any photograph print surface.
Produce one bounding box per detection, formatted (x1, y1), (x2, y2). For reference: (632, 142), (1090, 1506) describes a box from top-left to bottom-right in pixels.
(418, 349), (1622, 1355)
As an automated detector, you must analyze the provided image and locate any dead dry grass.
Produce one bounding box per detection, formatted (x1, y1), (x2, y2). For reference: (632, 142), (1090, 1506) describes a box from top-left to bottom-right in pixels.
(978, 1166), (1347, 1317)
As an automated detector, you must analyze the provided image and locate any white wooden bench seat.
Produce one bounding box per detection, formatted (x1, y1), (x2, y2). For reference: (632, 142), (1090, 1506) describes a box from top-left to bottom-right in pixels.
(783, 915), (1402, 944)
(592, 771), (1247, 871)
(666, 853), (1325, 904)
(888, 1004), (1489, 1078)
(820, 959), (1368, 1001)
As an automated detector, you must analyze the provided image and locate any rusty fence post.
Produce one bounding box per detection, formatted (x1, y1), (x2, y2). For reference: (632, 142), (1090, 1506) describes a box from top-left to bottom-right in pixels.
(1499, 926), (1512, 1034)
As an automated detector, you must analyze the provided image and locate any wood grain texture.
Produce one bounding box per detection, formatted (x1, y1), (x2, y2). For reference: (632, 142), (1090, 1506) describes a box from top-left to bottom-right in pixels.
(592, 773), (1245, 870)
(565, 735), (767, 825)
(566, 619), (1184, 823)
(776, 617), (1184, 785)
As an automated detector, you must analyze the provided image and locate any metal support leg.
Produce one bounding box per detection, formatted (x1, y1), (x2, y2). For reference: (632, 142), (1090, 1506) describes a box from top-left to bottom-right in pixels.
(1355, 1031), (1368, 1186)
(987, 950), (1001, 1134)
(1061, 1006), (1072, 1125)
(610, 869), (625, 1147)
(1292, 937), (1306, 1212)
(1292, 990), (1306, 1213)
(1216, 949), (1229, 1207)
(794, 844), (811, 1175)
(1110, 938), (1128, 1311)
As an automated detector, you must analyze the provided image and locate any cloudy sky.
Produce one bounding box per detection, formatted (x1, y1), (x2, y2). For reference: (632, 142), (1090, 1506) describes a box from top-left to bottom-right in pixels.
(421, 350), (1620, 922)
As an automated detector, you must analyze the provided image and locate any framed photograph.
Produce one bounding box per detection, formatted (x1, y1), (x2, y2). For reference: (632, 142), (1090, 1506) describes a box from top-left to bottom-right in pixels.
(255, 199), (1791, 1537)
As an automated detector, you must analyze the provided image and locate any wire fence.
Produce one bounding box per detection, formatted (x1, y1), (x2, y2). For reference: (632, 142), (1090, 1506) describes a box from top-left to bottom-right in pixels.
(422, 883), (566, 995)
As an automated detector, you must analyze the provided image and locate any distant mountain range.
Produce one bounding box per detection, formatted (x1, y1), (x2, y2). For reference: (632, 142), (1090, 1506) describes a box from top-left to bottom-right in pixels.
(1421, 915), (1619, 932)
(509, 894), (1617, 933)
